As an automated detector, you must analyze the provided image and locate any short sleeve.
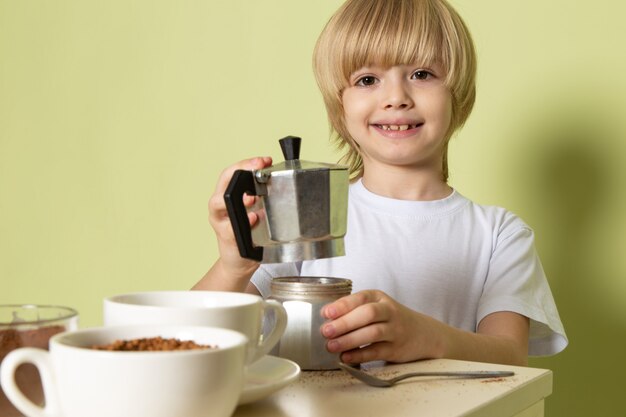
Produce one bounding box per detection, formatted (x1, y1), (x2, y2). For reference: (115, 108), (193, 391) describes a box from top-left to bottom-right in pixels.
(477, 219), (568, 356)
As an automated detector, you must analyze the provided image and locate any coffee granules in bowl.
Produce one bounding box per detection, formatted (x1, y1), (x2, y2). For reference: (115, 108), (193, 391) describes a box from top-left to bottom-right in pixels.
(90, 336), (216, 351)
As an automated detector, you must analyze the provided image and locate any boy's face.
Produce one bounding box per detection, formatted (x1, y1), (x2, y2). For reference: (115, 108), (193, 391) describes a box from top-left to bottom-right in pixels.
(341, 63), (452, 174)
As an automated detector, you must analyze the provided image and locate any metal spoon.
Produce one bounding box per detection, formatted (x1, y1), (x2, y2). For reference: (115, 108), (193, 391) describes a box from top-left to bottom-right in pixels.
(338, 362), (514, 388)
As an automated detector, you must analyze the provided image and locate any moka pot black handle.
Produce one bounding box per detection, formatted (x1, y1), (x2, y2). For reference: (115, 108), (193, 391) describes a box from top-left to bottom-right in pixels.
(223, 170), (264, 262)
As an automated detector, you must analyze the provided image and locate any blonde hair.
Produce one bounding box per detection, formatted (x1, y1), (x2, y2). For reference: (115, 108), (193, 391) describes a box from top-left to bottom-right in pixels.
(313, 0), (477, 181)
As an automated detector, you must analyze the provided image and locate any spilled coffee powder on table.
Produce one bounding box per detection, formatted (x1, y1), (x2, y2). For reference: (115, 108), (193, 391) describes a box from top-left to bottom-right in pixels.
(91, 336), (216, 351)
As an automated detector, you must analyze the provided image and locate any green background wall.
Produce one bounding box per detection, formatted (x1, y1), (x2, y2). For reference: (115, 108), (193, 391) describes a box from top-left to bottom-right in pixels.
(1, 1), (624, 415)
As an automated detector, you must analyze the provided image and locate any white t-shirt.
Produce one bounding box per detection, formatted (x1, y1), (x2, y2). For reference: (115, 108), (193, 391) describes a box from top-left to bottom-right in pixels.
(251, 179), (568, 356)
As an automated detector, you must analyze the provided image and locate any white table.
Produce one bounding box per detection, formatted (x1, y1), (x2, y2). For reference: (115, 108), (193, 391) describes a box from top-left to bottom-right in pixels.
(234, 358), (552, 417)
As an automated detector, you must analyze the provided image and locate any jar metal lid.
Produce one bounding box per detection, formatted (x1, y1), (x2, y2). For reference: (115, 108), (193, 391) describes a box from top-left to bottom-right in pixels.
(271, 276), (352, 297)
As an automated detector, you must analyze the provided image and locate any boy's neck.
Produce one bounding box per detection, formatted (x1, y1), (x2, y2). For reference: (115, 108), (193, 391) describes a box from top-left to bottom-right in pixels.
(360, 166), (452, 201)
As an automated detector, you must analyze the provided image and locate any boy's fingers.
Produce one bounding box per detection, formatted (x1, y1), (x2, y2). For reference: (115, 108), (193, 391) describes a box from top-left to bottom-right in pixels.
(215, 157), (272, 192)
(325, 322), (390, 353)
(321, 300), (389, 339)
(209, 157), (272, 222)
(322, 290), (385, 319)
(339, 341), (395, 364)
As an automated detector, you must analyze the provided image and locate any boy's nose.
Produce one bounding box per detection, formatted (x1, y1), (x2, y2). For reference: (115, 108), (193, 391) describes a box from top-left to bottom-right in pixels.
(382, 81), (413, 109)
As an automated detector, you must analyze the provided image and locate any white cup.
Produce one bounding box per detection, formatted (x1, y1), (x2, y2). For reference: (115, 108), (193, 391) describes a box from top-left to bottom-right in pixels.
(103, 291), (287, 364)
(0, 325), (248, 417)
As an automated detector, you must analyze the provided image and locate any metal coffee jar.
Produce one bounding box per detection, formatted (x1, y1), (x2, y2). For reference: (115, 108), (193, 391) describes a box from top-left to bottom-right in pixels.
(224, 136), (349, 264)
(268, 277), (352, 370)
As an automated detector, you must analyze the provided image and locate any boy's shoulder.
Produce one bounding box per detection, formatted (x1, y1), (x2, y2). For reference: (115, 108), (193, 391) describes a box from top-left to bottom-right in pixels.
(461, 193), (532, 236)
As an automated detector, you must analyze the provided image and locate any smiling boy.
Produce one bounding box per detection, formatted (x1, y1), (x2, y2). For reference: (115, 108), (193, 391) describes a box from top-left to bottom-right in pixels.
(193, 0), (567, 365)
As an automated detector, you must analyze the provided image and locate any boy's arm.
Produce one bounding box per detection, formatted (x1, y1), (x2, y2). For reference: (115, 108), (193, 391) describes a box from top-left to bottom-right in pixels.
(192, 259), (261, 295)
(321, 290), (529, 366)
(440, 311), (528, 365)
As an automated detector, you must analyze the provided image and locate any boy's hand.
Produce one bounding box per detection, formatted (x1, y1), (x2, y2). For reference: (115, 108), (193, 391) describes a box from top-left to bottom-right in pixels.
(320, 290), (530, 366)
(208, 157), (273, 280)
(320, 290), (442, 364)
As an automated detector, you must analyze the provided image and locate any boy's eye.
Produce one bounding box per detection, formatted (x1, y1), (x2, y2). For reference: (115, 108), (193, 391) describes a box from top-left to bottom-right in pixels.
(411, 70), (432, 80)
(355, 76), (378, 86)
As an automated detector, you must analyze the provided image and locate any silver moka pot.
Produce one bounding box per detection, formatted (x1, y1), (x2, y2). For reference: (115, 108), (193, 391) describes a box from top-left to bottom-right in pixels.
(224, 136), (349, 263)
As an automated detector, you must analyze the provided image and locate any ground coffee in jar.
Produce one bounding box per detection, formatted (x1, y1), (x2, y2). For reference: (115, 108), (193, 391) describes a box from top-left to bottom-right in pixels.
(0, 325), (67, 417)
(269, 276), (352, 370)
(0, 305), (78, 417)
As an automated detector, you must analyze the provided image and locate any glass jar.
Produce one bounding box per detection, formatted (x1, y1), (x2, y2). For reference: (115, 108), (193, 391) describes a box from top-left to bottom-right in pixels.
(269, 277), (352, 370)
(0, 305), (78, 417)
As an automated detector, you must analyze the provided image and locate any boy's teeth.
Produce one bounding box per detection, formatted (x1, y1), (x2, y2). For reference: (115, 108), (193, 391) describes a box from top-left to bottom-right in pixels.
(379, 124), (414, 131)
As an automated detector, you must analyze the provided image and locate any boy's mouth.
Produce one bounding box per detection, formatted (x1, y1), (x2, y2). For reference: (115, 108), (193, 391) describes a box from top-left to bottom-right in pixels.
(374, 123), (422, 131)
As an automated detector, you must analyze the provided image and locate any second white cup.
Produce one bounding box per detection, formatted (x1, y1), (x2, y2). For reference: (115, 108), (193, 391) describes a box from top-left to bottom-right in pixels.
(103, 291), (287, 364)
